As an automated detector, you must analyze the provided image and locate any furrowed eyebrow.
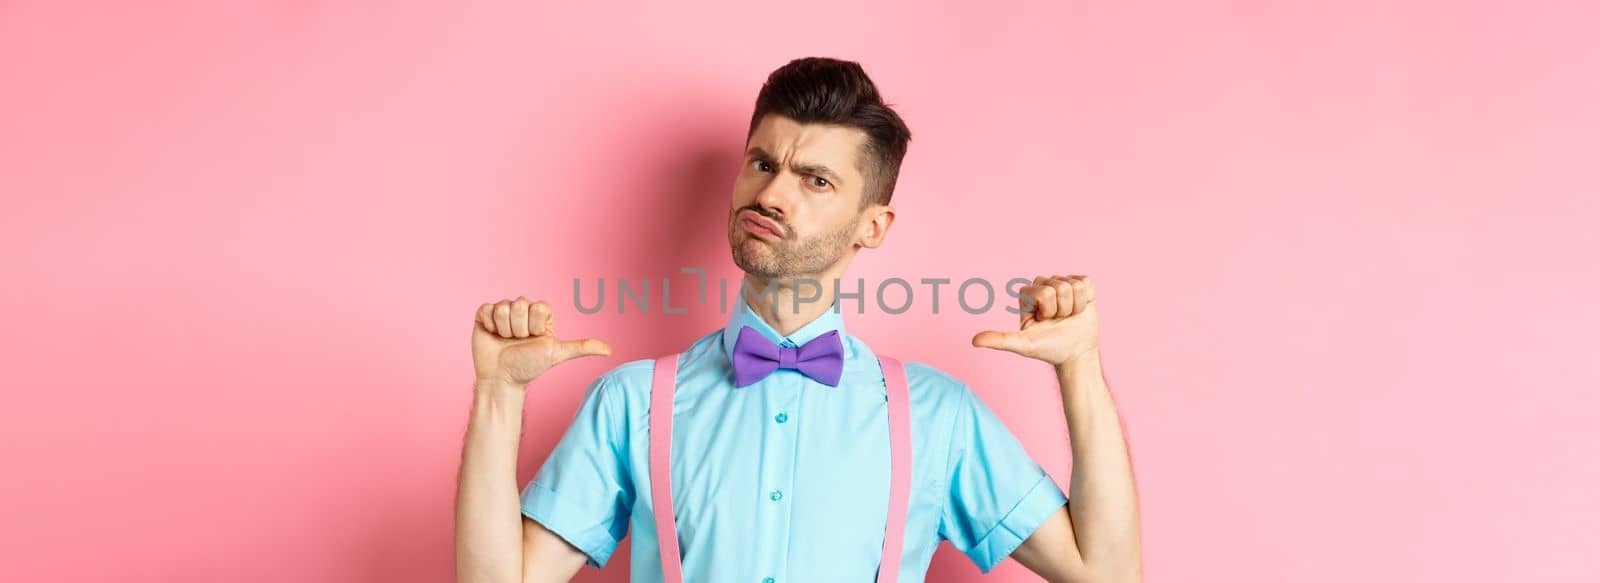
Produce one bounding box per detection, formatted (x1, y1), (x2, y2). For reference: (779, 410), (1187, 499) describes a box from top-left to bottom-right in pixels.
(745, 146), (844, 186)
(795, 163), (842, 185)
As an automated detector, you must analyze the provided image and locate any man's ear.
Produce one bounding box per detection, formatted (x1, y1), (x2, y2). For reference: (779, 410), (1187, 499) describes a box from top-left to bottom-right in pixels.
(857, 204), (896, 249)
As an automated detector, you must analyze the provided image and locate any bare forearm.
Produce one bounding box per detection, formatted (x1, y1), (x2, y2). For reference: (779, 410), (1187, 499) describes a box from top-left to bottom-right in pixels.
(456, 379), (528, 583)
(1056, 352), (1142, 580)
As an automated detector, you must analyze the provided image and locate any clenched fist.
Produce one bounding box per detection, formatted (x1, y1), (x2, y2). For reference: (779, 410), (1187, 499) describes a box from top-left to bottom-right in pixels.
(472, 296), (612, 387)
(972, 274), (1100, 367)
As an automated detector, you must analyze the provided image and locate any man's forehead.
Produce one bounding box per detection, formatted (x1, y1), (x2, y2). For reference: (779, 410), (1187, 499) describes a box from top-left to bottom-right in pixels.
(747, 115), (867, 174)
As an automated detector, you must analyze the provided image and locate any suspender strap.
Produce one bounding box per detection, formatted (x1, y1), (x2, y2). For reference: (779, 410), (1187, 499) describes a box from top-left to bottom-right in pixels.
(877, 354), (913, 583)
(647, 353), (913, 583)
(649, 354), (683, 583)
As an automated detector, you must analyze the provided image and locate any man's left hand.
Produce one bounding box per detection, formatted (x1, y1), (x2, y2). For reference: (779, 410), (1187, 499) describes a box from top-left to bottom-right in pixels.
(972, 274), (1100, 367)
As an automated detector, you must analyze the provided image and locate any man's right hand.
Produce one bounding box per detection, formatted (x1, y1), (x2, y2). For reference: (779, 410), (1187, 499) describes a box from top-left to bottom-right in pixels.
(472, 296), (612, 388)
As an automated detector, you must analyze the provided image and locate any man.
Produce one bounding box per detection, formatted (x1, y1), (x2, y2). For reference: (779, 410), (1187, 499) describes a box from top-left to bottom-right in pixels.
(456, 57), (1141, 582)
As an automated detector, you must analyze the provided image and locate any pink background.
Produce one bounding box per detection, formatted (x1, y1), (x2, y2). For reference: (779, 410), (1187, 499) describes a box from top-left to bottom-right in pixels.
(3, 1), (1597, 581)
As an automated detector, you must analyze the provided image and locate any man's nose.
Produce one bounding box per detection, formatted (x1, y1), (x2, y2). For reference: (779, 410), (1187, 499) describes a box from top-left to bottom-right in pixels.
(752, 172), (795, 218)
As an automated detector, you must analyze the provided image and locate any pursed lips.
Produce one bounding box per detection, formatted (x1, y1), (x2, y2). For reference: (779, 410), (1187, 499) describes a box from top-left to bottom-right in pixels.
(739, 210), (784, 238)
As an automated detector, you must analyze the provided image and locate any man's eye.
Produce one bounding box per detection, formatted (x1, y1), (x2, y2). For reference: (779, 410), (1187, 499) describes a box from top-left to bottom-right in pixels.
(752, 160), (773, 172)
(810, 176), (830, 188)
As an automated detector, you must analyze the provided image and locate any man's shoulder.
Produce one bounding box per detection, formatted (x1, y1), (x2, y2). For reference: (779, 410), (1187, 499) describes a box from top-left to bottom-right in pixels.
(901, 360), (965, 387)
(898, 359), (979, 407)
(900, 359), (952, 379)
(586, 331), (723, 397)
(594, 357), (658, 387)
(560, 359), (647, 408)
(852, 345), (969, 394)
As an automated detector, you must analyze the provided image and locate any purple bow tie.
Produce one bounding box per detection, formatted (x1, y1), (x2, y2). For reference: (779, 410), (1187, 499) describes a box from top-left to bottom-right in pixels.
(731, 325), (844, 388)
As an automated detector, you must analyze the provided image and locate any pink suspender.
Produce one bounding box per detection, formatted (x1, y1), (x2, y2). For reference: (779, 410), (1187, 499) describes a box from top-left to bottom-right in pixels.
(648, 354), (684, 583)
(878, 355), (913, 583)
(648, 353), (913, 583)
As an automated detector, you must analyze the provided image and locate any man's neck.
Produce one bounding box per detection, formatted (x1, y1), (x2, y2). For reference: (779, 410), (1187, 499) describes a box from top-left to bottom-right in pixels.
(741, 272), (840, 337)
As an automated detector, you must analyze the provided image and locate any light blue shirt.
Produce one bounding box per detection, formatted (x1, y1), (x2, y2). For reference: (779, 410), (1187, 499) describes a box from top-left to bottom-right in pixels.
(521, 292), (1068, 582)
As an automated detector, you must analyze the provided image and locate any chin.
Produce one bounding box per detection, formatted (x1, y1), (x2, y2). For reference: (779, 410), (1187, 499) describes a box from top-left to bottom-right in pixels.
(731, 248), (778, 274)
(734, 243), (771, 263)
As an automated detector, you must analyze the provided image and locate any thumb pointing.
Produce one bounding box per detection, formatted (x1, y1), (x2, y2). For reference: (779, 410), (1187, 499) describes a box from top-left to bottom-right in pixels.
(554, 337), (613, 363)
(971, 330), (1026, 354)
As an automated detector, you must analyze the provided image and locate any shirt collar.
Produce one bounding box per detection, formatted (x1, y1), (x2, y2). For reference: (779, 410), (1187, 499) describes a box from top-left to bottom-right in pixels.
(721, 290), (849, 364)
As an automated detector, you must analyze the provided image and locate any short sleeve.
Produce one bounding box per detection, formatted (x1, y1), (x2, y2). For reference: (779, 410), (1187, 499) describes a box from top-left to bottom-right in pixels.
(938, 385), (1069, 573)
(519, 373), (634, 568)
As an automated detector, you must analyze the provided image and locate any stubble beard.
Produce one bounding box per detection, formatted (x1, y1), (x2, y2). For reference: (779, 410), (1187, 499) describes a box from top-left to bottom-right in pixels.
(728, 215), (856, 282)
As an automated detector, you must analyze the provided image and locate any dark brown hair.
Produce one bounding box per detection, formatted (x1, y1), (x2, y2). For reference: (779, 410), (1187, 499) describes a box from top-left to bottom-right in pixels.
(746, 57), (912, 207)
